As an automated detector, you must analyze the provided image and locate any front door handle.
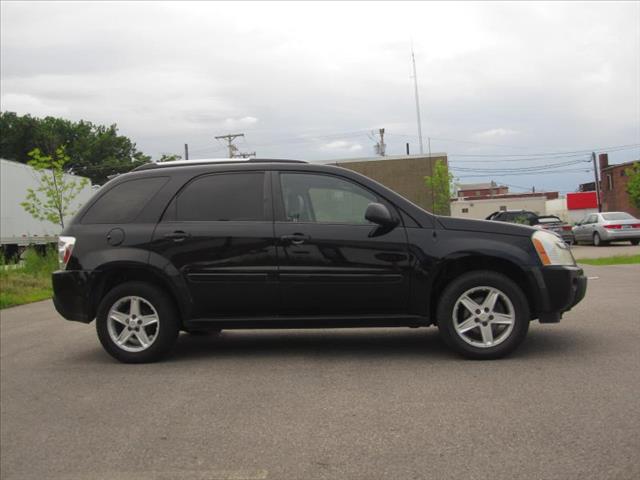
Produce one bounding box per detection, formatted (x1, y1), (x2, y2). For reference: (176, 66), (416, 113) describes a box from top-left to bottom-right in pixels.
(280, 233), (310, 245)
(164, 230), (191, 242)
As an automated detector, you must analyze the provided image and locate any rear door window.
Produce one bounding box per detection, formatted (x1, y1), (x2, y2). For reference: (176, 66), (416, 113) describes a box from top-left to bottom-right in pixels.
(171, 172), (266, 222)
(82, 177), (168, 224)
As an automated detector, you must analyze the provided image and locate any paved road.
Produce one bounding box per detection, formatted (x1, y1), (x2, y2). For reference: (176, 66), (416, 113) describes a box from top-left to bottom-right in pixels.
(1, 265), (639, 480)
(571, 243), (639, 259)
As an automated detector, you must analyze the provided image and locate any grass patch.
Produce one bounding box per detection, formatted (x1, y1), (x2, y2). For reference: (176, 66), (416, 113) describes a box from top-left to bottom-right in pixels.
(0, 247), (57, 309)
(576, 254), (640, 266)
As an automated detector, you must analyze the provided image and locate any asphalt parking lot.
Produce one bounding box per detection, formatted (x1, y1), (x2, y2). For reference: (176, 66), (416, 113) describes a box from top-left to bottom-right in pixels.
(1, 263), (639, 480)
(570, 242), (640, 259)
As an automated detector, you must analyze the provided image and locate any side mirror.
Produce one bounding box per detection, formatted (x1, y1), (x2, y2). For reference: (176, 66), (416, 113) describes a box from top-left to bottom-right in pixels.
(365, 202), (398, 227)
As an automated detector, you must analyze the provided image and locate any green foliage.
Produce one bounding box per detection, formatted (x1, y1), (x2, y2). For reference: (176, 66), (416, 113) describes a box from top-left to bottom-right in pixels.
(20, 147), (89, 228)
(512, 215), (531, 225)
(0, 247), (57, 309)
(0, 111), (151, 184)
(424, 159), (454, 215)
(158, 153), (182, 162)
(577, 254), (640, 265)
(625, 162), (640, 209)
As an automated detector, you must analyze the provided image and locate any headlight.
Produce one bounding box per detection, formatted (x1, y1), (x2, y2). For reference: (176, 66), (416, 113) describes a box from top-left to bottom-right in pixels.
(532, 230), (575, 266)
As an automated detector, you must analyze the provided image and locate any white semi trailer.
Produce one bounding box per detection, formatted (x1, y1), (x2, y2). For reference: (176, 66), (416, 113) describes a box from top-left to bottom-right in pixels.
(0, 158), (95, 258)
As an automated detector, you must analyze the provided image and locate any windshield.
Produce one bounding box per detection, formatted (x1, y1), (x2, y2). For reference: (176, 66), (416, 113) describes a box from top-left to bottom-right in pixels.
(538, 216), (561, 224)
(601, 212), (635, 221)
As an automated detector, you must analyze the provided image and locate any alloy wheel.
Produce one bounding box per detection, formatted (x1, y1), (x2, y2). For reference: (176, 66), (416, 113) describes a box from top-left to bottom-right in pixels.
(107, 296), (160, 352)
(452, 286), (515, 348)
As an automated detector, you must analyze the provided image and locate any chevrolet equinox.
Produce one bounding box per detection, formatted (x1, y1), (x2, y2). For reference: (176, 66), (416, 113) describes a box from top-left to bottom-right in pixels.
(52, 159), (587, 363)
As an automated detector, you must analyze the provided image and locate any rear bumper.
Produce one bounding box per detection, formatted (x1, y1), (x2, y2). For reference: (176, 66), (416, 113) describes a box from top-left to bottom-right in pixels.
(531, 265), (587, 323)
(600, 229), (640, 241)
(52, 270), (100, 323)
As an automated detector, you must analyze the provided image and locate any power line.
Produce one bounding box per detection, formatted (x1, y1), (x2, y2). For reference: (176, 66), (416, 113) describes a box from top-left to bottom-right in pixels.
(449, 143), (640, 157)
(456, 168), (592, 178)
(451, 159), (590, 174)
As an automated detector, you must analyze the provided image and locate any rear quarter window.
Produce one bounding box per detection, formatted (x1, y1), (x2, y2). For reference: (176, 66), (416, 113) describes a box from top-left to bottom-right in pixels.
(81, 176), (168, 224)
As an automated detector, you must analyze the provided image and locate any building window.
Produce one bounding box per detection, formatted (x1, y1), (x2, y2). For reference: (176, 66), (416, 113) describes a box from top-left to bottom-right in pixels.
(607, 174), (613, 191)
(620, 170), (626, 177)
(461, 208), (469, 213)
(499, 205), (507, 211)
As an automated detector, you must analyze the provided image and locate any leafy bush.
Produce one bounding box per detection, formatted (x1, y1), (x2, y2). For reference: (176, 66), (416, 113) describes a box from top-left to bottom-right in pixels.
(0, 246), (57, 309)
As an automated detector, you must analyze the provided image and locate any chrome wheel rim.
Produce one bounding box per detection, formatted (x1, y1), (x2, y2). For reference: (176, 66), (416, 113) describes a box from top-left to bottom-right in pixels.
(452, 286), (515, 348)
(107, 296), (160, 353)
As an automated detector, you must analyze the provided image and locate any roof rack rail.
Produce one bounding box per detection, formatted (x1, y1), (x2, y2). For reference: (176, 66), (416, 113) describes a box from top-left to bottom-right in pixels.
(133, 158), (307, 172)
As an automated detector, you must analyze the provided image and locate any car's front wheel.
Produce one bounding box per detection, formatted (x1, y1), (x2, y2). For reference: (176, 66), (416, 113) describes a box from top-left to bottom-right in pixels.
(437, 271), (530, 359)
(96, 282), (179, 363)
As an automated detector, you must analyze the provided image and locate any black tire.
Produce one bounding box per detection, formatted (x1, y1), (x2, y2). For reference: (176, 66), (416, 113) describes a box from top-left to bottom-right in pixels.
(436, 270), (530, 360)
(96, 282), (179, 363)
(593, 232), (607, 246)
(630, 240), (639, 246)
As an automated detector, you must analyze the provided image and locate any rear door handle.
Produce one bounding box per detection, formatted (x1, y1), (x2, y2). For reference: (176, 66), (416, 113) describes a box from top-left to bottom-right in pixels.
(164, 230), (191, 242)
(280, 233), (310, 245)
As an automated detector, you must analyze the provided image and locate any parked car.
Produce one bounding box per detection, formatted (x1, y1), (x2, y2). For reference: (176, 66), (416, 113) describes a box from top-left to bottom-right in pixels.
(52, 159), (587, 363)
(486, 210), (538, 225)
(533, 215), (575, 245)
(485, 210), (574, 244)
(573, 212), (640, 246)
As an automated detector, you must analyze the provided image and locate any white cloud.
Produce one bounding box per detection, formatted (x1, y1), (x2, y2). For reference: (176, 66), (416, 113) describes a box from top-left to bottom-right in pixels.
(224, 116), (259, 128)
(474, 128), (519, 138)
(322, 140), (364, 152)
(0, 1), (638, 192)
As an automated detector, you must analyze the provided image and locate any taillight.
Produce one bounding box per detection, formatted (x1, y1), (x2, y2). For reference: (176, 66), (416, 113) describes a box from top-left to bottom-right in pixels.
(633, 224), (640, 229)
(58, 236), (76, 270)
(604, 224), (622, 229)
(562, 226), (572, 231)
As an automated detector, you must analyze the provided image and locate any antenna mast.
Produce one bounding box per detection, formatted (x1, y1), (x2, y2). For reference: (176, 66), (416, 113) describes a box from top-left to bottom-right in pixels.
(411, 43), (425, 155)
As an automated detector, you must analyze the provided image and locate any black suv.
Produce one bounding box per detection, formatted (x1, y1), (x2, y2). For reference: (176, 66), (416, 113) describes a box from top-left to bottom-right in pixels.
(53, 159), (587, 363)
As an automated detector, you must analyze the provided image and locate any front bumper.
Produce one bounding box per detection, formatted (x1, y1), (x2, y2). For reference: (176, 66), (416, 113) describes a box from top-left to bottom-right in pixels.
(531, 265), (587, 323)
(52, 270), (100, 323)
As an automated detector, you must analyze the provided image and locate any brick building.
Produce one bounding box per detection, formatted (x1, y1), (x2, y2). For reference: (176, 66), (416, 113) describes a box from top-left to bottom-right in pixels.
(599, 154), (640, 218)
(457, 182), (509, 198)
(327, 153), (448, 213)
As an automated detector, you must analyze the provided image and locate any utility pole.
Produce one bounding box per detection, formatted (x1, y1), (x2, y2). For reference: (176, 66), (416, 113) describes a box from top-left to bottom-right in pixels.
(184, 143), (189, 160)
(373, 128), (386, 156)
(215, 133), (245, 158)
(411, 43), (425, 155)
(592, 151), (602, 212)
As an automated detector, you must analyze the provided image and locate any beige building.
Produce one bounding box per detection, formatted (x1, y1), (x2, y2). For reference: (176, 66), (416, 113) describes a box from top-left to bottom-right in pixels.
(322, 153), (448, 213)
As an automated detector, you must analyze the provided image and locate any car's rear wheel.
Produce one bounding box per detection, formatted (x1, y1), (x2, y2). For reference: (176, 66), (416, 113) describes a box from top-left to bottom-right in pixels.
(96, 282), (179, 363)
(593, 232), (607, 246)
(631, 240), (639, 246)
(437, 271), (530, 359)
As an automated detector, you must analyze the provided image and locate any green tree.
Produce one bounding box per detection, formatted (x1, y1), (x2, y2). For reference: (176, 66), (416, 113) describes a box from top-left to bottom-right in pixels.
(158, 153), (182, 162)
(626, 162), (640, 209)
(424, 159), (454, 215)
(21, 147), (89, 229)
(0, 112), (151, 184)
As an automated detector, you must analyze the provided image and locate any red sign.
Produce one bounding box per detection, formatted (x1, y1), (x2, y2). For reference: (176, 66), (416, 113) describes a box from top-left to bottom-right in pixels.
(567, 191), (597, 210)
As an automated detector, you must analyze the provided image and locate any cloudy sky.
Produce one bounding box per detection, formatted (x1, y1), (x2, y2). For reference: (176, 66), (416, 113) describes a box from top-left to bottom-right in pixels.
(1, 1), (639, 192)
